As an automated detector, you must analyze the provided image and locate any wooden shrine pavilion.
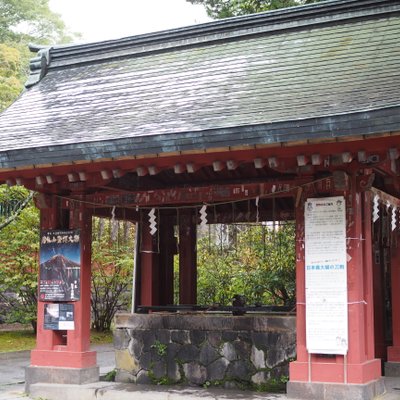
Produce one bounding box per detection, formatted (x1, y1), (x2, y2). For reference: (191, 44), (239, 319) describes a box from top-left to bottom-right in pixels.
(0, 0), (400, 398)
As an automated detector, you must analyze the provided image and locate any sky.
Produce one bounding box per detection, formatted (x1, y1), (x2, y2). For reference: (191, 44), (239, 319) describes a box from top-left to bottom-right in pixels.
(49, 0), (212, 43)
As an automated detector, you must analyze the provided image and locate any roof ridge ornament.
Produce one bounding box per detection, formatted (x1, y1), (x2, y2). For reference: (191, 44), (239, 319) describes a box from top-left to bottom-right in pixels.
(25, 44), (52, 88)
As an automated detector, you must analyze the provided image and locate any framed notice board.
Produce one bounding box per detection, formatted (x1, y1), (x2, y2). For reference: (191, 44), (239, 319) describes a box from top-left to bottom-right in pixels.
(305, 196), (348, 355)
(44, 303), (75, 330)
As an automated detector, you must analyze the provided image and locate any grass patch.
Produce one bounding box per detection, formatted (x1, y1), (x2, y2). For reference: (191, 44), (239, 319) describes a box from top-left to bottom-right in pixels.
(90, 330), (113, 345)
(0, 328), (113, 352)
(0, 330), (36, 352)
(103, 369), (117, 382)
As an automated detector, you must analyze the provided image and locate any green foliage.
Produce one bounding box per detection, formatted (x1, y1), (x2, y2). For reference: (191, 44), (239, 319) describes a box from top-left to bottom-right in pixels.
(0, 43), (23, 110)
(91, 218), (134, 332)
(0, 185), (39, 331)
(103, 369), (117, 382)
(0, 184), (31, 203)
(0, 329), (113, 352)
(90, 329), (113, 344)
(0, 0), (69, 43)
(0, 329), (36, 352)
(187, 0), (321, 19)
(148, 368), (176, 385)
(0, 0), (77, 112)
(253, 376), (287, 392)
(150, 340), (167, 357)
(197, 222), (296, 306)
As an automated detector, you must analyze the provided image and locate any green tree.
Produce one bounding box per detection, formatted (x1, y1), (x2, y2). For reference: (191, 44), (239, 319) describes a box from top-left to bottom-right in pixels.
(0, 43), (23, 110)
(0, 0), (76, 112)
(187, 0), (320, 19)
(0, 186), (39, 331)
(196, 222), (296, 306)
(91, 218), (134, 332)
(236, 222), (296, 306)
(0, 0), (68, 43)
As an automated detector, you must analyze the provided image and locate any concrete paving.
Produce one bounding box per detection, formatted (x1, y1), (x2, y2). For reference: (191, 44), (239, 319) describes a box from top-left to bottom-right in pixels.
(0, 351), (29, 400)
(1, 346), (400, 399)
(0, 344), (115, 400)
(29, 382), (286, 400)
(377, 378), (400, 400)
(25, 379), (400, 400)
(0, 383), (27, 400)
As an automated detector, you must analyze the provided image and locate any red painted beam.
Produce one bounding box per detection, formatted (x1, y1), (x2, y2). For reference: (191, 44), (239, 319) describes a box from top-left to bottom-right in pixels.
(88, 179), (305, 207)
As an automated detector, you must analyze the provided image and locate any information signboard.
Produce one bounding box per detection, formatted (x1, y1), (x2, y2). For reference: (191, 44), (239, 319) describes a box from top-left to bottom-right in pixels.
(44, 303), (75, 330)
(305, 196), (348, 355)
(39, 229), (81, 302)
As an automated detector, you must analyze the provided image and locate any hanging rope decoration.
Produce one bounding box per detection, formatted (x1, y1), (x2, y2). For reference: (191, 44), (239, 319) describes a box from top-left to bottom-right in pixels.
(392, 206), (397, 232)
(148, 208), (157, 236)
(373, 195), (380, 223)
(111, 205), (118, 242)
(372, 191), (399, 232)
(98, 217), (105, 241)
(199, 204), (208, 227)
(255, 196), (260, 223)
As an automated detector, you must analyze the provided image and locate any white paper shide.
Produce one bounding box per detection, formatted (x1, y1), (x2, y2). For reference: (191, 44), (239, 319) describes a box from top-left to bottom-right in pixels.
(305, 196), (348, 355)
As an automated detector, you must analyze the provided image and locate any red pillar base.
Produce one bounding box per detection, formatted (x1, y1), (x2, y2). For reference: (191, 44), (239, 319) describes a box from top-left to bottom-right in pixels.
(31, 348), (97, 368)
(287, 378), (385, 400)
(25, 364), (99, 393)
(290, 358), (382, 384)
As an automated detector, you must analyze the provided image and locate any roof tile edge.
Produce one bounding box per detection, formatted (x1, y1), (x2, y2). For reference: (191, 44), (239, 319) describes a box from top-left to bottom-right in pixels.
(24, 0), (400, 88)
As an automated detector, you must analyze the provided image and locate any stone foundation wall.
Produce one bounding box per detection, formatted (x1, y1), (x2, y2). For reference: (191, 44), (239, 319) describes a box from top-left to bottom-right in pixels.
(114, 313), (296, 390)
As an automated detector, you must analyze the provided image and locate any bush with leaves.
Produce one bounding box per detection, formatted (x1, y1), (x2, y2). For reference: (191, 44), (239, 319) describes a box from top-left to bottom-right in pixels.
(0, 186), (39, 331)
(197, 222), (296, 306)
(91, 218), (134, 332)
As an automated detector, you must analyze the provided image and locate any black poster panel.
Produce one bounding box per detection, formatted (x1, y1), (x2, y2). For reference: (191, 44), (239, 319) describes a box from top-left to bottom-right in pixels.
(39, 229), (81, 301)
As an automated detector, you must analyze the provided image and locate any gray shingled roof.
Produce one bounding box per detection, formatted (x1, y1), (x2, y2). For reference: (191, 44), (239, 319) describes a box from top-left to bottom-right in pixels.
(0, 0), (399, 169)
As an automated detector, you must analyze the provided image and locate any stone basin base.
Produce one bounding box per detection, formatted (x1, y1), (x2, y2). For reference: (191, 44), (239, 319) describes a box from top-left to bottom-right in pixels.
(114, 313), (295, 390)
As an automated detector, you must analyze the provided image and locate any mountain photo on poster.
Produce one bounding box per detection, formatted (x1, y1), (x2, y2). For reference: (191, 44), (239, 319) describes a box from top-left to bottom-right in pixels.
(39, 230), (81, 302)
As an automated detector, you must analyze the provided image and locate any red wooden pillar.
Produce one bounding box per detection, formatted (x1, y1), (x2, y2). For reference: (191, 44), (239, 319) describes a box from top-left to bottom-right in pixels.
(386, 230), (400, 374)
(26, 198), (98, 391)
(345, 188), (379, 383)
(159, 214), (175, 305)
(139, 217), (160, 306)
(32, 197), (64, 354)
(179, 209), (197, 305)
(288, 182), (383, 399)
(362, 191), (377, 363)
(288, 195), (308, 381)
(372, 228), (386, 360)
(64, 204), (95, 358)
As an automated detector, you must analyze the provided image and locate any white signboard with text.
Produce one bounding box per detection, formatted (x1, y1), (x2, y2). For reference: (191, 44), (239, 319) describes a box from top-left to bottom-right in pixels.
(305, 196), (348, 355)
